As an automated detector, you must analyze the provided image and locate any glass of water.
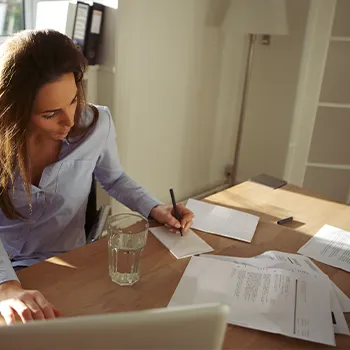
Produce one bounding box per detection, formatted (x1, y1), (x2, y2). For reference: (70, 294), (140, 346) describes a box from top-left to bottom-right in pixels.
(108, 213), (149, 286)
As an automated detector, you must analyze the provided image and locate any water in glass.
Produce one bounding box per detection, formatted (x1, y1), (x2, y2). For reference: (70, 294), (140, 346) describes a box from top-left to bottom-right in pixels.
(108, 213), (148, 286)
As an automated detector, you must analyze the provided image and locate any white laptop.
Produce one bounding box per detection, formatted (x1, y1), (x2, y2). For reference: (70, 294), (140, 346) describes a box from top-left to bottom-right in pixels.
(0, 303), (229, 350)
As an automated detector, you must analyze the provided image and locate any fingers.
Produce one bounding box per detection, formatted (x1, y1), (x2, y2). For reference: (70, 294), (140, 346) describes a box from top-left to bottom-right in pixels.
(0, 304), (16, 325)
(164, 203), (195, 233)
(52, 306), (62, 318)
(165, 223), (180, 234)
(177, 204), (195, 220)
(166, 219), (193, 234)
(165, 212), (181, 230)
(157, 203), (195, 233)
(34, 293), (56, 320)
(23, 298), (45, 320)
(183, 219), (193, 232)
(176, 204), (194, 232)
(5, 299), (33, 323)
(0, 291), (59, 325)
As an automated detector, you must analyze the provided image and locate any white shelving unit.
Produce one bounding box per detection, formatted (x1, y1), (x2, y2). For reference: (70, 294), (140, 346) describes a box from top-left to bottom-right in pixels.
(285, 0), (350, 204)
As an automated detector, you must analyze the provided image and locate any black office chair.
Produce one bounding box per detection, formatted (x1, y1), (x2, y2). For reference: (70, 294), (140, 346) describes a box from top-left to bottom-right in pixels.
(85, 175), (98, 238)
(85, 175), (111, 243)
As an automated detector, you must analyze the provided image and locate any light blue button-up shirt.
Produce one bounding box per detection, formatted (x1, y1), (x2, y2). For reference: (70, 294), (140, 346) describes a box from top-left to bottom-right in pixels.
(0, 105), (161, 284)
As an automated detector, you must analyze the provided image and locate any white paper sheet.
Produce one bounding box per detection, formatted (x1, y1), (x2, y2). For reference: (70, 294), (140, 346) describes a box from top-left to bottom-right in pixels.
(257, 251), (350, 313)
(332, 284), (350, 313)
(149, 227), (213, 259)
(298, 225), (350, 272)
(169, 256), (335, 346)
(201, 252), (350, 335)
(330, 288), (350, 336)
(185, 199), (259, 242)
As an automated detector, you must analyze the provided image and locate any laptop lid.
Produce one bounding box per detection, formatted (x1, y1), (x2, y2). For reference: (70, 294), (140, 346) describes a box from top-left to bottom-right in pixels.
(0, 303), (229, 350)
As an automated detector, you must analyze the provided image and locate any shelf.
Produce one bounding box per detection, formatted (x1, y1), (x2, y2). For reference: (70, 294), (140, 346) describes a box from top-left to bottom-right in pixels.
(83, 65), (100, 81)
(86, 65), (101, 72)
(307, 162), (350, 171)
(330, 36), (350, 42)
(318, 102), (350, 109)
(82, 65), (115, 81)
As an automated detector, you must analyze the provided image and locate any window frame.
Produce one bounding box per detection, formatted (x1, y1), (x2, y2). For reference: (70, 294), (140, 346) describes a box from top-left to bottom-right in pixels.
(0, 0), (37, 44)
(24, 0), (37, 29)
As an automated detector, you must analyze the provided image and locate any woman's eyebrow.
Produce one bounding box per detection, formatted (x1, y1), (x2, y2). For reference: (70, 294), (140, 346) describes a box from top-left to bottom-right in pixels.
(40, 92), (78, 114)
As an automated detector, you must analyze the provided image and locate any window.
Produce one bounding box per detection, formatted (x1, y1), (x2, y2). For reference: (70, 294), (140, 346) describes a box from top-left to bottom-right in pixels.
(0, 0), (117, 44)
(0, 0), (24, 36)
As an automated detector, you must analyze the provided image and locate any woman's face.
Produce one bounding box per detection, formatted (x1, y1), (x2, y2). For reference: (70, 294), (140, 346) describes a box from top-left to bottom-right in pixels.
(30, 73), (78, 141)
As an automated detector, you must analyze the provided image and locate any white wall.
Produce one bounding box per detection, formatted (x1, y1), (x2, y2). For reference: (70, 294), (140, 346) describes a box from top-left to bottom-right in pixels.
(113, 0), (246, 204)
(236, 0), (310, 182)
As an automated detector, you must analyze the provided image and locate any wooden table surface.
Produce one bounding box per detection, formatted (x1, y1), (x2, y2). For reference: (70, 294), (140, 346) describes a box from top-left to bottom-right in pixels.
(14, 181), (350, 349)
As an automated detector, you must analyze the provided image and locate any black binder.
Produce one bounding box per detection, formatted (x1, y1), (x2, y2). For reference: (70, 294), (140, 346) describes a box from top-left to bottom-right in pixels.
(72, 1), (90, 53)
(84, 2), (105, 65)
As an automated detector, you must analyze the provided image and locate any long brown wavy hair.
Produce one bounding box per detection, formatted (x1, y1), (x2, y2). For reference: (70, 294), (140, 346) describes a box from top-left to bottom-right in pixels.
(0, 29), (97, 220)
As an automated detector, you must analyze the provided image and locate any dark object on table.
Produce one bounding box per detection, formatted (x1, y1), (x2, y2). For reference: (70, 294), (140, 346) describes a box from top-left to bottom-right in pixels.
(250, 174), (287, 189)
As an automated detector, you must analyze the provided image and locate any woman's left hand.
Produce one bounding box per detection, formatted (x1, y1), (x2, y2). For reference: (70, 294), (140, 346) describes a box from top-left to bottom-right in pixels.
(150, 204), (194, 233)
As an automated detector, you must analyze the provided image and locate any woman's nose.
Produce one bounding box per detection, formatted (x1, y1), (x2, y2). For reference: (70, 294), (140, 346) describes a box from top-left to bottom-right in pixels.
(60, 111), (74, 127)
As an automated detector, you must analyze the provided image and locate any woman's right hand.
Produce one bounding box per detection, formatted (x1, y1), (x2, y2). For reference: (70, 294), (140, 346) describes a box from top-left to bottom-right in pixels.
(0, 280), (61, 324)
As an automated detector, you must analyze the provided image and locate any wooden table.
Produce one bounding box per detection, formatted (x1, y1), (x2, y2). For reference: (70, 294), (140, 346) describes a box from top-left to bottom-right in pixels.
(15, 181), (350, 349)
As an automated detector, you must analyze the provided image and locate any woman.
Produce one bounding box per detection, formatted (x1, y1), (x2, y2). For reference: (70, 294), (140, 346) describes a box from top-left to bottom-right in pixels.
(0, 30), (194, 325)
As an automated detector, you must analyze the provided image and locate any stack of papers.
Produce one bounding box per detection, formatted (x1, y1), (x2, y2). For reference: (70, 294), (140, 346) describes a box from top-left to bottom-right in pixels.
(298, 225), (350, 272)
(186, 199), (259, 242)
(149, 226), (213, 259)
(204, 250), (350, 313)
(169, 250), (350, 346)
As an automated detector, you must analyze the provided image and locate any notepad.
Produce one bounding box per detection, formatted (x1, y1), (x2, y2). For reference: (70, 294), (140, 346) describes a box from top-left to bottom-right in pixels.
(149, 226), (213, 259)
(186, 198), (259, 242)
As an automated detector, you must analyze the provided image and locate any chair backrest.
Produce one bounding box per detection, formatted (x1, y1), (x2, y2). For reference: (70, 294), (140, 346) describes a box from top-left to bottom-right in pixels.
(0, 303), (229, 350)
(85, 174), (97, 238)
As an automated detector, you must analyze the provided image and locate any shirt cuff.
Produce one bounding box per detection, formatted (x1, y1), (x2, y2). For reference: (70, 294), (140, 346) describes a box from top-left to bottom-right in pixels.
(138, 197), (162, 219)
(0, 268), (20, 285)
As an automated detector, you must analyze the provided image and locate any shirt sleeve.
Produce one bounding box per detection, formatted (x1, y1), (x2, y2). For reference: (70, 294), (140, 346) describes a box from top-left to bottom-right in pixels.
(94, 108), (162, 218)
(0, 238), (20, 285)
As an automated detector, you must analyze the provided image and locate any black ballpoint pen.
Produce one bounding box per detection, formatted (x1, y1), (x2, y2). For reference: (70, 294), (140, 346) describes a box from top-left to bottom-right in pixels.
(169, 188), (183, 237)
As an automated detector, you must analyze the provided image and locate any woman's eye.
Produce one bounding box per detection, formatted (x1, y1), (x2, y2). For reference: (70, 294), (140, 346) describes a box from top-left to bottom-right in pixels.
(71, 96), (78, 104)
(42, 112), (56, 119)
